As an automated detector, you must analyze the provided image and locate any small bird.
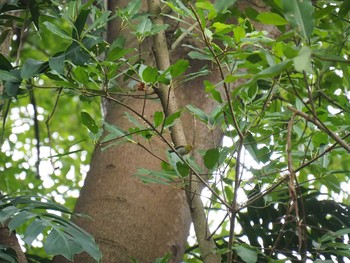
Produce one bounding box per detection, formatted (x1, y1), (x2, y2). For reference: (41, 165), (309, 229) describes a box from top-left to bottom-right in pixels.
(169, 145), (193, 156)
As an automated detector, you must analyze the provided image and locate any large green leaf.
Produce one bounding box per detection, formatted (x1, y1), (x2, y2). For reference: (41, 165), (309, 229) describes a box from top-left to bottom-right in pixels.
(44, 227), (84, 261)
(282, 0), (314, 39)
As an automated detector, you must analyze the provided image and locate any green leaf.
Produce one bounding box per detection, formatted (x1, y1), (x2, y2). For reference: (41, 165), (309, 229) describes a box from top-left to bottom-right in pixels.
(204, 80), (222, 103)
(188, 51), (212, 61)
(5, 81), (21, 98)
(256, 60), (292, 79)
(176, 161), (190, 177)
(21, 59), (47, 79)
(169, 59), (189, 78)
(142, 66), (158, 84)
(43, 21), (72, 40)
(44, 227), (84, 260)
(0, 53), (13, 70)
(135, 17), (152, 35)
(73, 66), (89, 84)
(234, 245), (258, 263)
(0, 70), (20, 82)
(0, 248), (17, 263)
(186, 104), (208, 124)
(196, 1), (217, 20)
(256, 12), (288, 26)
(338, 0), (350, 18)
(23, 219), (48, 246)
(282, 0), (314, 39)
(0, 206), (19, 224)
(204, 148), (219, 169)
(8, 210), (36, 232)
(102, 122), (129, 143)
(244, 133), (260, 163)
(81, 111), (98, 134)
(74, 8), (90, 38)
(125, 0), (141, 16)
(214, 0), (236, 13)
(164, 111), (181, 129)
(293, 46), (313, 73)
(49, 54), (65, 75)
(153, 111), (164, 128)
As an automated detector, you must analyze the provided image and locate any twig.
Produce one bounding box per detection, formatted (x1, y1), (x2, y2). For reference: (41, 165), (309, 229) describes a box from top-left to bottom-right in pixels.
(287, 106), (350, 153)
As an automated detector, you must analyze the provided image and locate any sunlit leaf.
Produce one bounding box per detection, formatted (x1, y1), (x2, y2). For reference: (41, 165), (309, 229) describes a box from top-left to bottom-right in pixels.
(43, 21), (72, 40)
(256, 12), (288, 26)
(293, 46), (313, 73)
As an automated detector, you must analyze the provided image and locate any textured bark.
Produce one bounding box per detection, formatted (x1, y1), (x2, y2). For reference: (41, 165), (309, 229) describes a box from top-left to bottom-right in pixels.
(0, 227), (28, 263)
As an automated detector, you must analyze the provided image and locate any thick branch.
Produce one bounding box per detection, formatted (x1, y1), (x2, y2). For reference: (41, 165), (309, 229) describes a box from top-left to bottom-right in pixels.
(147, 0), (220, 262)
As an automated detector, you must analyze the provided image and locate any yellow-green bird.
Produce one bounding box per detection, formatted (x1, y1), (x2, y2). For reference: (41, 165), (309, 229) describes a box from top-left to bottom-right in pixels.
(170, 145), (193, 156)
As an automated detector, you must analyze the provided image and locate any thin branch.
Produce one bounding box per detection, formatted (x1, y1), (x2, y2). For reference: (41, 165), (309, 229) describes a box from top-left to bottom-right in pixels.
(227, 139), (243, 263)
(287, 106), (350, 153)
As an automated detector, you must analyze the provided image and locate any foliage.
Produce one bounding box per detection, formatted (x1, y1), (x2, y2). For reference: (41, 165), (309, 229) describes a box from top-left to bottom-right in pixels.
(1, 0), (350, 262)
(0, 195), (101, 262)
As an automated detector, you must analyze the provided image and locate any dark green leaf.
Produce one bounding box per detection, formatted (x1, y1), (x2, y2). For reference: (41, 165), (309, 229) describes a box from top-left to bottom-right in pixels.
(0, 206), (19, 224)
(5, 81), (20, 97)
(176, 161), (189, 177)
(49, 54), (65, 75)
(0, 54), (13, 70)
(338, 0), (350, 18)
(234, 245), (258, 263)
(8, 210), (36, 232)
(74, 8), (90, 38)
(81, 111), (98, 134)
(0, 70), (20, 82)
(204, 148), (220, 169)
(21, 59), (47, 79)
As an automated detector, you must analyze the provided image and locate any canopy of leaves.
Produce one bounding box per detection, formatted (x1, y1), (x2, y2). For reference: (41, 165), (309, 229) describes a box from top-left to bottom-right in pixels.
(1, 0), (350, 262)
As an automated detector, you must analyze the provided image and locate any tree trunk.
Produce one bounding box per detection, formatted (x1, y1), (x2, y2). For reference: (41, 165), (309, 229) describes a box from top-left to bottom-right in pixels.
(53, 1), (222, 262)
